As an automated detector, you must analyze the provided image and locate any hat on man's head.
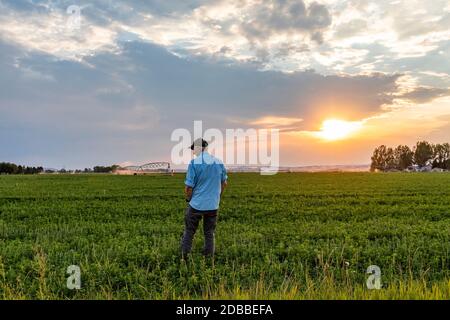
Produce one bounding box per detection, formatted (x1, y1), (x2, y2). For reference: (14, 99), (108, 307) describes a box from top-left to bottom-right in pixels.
(190, 138), (209, 150)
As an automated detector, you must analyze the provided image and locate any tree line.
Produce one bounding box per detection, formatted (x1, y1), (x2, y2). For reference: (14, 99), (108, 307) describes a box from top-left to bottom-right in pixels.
(370, 141), (450, 172)
(92, 165), (120, 173)
(0, 163), (120, 174)
(0, 162), (44, 174)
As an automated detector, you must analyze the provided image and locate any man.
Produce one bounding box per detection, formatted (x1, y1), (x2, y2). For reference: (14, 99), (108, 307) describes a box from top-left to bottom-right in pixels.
(181, 138), (228, 258)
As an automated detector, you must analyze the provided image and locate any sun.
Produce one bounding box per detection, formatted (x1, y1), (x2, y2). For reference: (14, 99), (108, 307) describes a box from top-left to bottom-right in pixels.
(316, 119), (363, 141)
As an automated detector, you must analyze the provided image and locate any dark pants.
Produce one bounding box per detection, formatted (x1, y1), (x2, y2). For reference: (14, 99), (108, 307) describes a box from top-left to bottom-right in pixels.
(181, 206), (217, 257)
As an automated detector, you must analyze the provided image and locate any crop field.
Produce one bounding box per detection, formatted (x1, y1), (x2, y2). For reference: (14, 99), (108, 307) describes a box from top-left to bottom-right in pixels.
(0, 172), (450, 300)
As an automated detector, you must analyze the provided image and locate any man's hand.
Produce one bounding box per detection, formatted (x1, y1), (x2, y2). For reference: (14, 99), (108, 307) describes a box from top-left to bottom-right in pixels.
(185, 186), (193, 202)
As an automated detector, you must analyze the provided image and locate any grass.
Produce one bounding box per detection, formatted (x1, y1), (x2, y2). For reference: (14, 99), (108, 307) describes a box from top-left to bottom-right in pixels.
(0, 172), (449, 299)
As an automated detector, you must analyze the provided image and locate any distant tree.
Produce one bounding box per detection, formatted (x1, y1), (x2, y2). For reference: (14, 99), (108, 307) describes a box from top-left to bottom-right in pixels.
(93, 166), (106, 173)
(0, 162), (18, 174)
(0, 163), (43, 174)
(394, 145), (414, 170)
(414, 141), (434, 167)
(432, 143), (450, 169)
(371, 145), (389, 172)
(93, 165), (119, 173)
(385, 147), (396, 170)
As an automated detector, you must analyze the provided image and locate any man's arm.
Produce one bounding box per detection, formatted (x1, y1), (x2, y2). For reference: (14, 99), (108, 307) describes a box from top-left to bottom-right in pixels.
(185, 162), (196, 203)
(221, 164), (228, 199)
(185, 186), (193, 202)
(221, 180), (227, 198)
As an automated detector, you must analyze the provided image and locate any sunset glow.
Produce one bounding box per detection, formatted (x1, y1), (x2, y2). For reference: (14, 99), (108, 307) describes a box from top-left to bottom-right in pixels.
(315, 119), (364, 141)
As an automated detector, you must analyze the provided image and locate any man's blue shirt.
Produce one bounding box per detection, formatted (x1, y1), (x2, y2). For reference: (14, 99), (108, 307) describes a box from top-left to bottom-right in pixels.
(185, 152), (228, 211)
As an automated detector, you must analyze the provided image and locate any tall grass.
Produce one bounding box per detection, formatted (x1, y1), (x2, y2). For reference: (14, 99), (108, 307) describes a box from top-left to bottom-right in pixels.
(0, 173), (450, 299)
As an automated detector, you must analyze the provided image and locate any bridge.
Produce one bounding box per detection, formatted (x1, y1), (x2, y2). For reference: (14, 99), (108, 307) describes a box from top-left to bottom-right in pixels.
(116, 162), (172, 175)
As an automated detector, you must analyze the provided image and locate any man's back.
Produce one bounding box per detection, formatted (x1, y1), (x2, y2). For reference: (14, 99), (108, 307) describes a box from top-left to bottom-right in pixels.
(185, 152), (227, 211)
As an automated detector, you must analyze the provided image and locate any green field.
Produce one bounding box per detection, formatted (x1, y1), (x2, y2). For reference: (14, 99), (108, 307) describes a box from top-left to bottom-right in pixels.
(1, 173), (450, 299)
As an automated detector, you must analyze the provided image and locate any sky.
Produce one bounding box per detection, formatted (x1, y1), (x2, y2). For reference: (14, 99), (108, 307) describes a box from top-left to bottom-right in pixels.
(0, 0), (449, 169)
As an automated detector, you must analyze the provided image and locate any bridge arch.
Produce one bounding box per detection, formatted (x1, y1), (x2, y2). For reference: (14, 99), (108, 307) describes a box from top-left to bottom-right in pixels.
(118, 162), (172, 175)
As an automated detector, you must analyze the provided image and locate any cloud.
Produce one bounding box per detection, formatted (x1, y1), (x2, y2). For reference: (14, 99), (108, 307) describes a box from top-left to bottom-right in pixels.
(400, 87), (450, 103)
(0, 0), (448, 81)
(0, 3), (118, 61)
(334, 19), (367, 39)
(428, 114), (450, 142)
(237, 0), (332, 43)
(248, 116), (304, 127)
(185, 0), (332, 66)
(0, 38), (408, 167)
(239, 116), (304, 132)
(101, 104), (160, 132)
(88, 41), (403, 128)
(0, 0), (332, 68)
